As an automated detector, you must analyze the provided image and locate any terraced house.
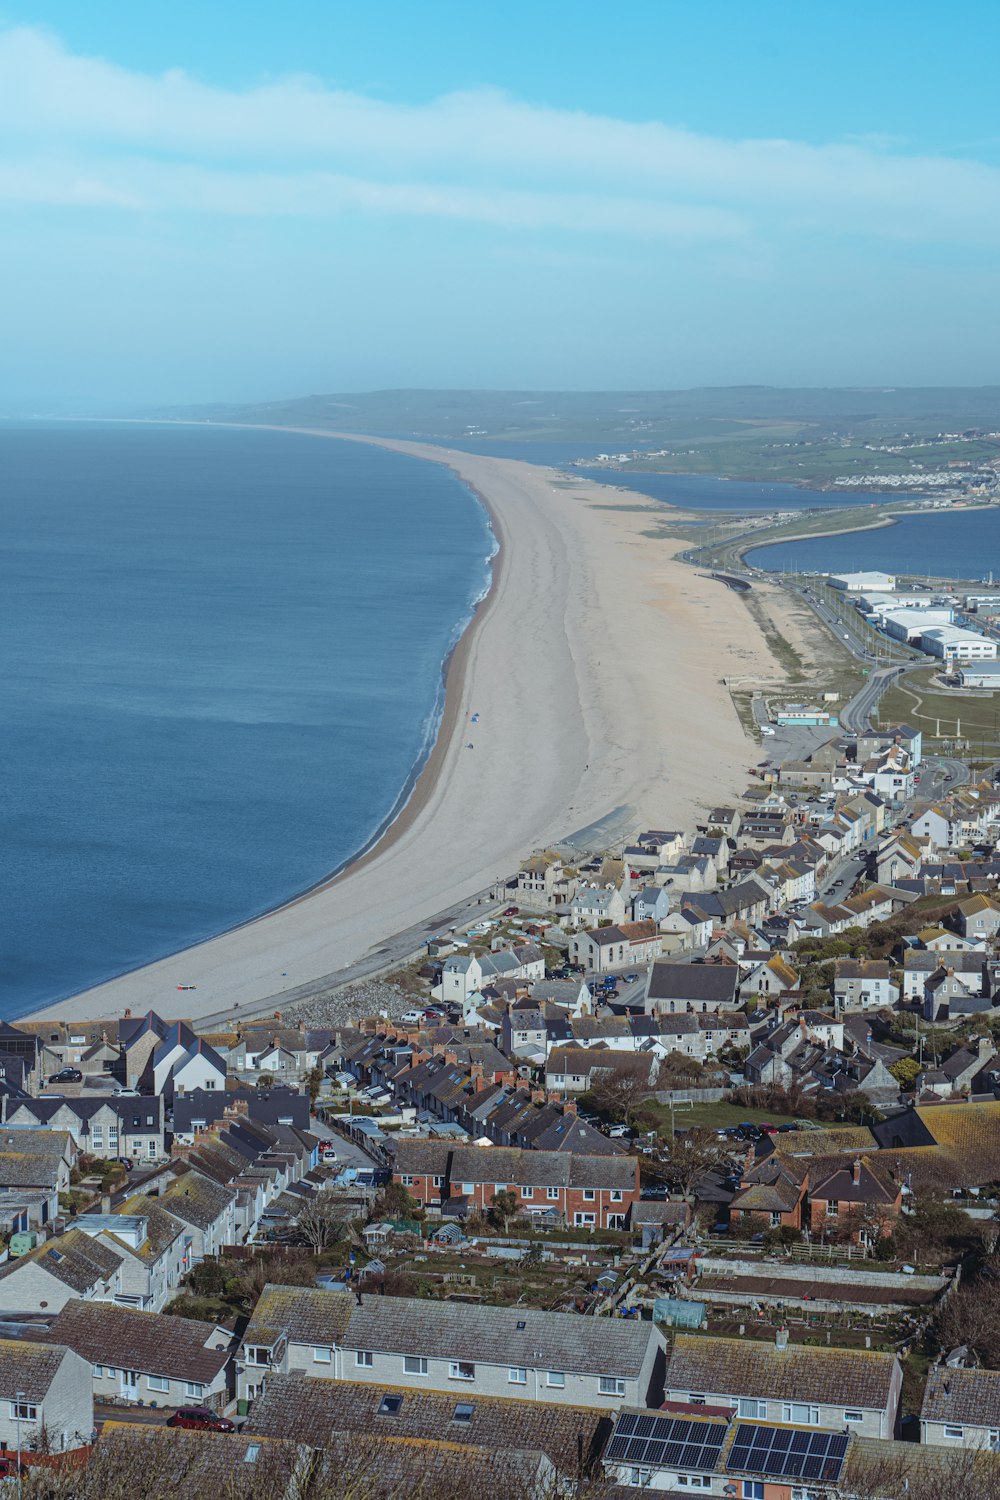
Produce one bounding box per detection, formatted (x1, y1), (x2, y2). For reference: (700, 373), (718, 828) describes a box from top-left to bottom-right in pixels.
(391, 1140), (639, 1227)
(237, 1284), (663, 1409)
(663, 1333), (901, 1440)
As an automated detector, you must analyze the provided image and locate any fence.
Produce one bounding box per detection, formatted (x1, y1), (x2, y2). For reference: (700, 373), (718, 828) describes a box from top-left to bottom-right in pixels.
(652, 1088), (727, 1104)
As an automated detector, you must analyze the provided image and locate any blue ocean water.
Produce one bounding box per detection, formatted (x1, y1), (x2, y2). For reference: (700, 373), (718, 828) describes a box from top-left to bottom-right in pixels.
(0, 422), (492, 1015)
(744, 507), (1000, 578)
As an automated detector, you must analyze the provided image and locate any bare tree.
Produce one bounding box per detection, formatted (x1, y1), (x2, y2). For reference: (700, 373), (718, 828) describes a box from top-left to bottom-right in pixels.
(655, 1126), (732, 1198)
(292, 1191), (352, 1252)
(590, 1068), (654, 1127)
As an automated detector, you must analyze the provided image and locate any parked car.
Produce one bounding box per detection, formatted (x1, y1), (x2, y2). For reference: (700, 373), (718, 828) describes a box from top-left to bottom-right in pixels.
(0, 1459), (26, 1480)
(112, 1087), (140, 1097)
(48, 1067), (82, 1083)
(167, 1408), (234, 1433)
(118, 1156), (134, 1172)
(503, 906), (520, 916)
(399, 1010), (423, 1025)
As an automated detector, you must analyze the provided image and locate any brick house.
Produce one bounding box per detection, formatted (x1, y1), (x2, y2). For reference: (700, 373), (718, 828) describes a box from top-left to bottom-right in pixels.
(391, 1140), (639, 1228)
(807, 1157), (901, 1246)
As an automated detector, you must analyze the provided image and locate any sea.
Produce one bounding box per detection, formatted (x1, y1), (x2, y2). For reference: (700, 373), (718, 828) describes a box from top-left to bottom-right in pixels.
(0, 421), (493, 1016)
(743, 507), (1000, 579)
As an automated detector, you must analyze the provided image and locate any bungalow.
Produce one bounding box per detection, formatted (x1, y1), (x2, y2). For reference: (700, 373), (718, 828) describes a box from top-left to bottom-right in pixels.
(237, 1283), (663, 1409)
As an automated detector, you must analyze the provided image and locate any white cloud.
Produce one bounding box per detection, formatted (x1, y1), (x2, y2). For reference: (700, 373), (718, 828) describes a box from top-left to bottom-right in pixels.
(0, 25), (998, 243)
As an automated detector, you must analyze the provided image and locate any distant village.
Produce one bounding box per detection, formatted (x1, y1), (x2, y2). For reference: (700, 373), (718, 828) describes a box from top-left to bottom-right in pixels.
(6, 691), (1000, 1495)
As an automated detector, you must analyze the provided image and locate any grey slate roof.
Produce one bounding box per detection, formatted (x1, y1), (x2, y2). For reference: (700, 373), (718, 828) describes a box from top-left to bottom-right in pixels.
(646, 962), (739, 1006)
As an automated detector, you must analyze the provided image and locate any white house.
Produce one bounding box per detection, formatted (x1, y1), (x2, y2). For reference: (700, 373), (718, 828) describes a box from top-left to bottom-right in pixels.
(0, 1339), (93, 1453)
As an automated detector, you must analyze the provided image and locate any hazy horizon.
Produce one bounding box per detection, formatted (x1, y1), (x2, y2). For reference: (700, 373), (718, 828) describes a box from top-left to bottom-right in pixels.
(3, 2), (999, 407)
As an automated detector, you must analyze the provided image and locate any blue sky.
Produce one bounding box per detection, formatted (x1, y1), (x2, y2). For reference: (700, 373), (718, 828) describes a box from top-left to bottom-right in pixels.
(2, 1), (999, 406)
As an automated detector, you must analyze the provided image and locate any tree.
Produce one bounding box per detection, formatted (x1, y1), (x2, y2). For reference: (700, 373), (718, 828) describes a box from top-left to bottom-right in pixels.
(590, 1068), (654, 1127)
(655, 1127), (732, 1198)
(889, 1056), (921, 1088)
(490, 1189), (519, 1234)
(371, 1181), (420, 1221)
(293, 1191), (351, 1252)
(256, 1072), (276, 1088)
(306, 1063), (325, 1108)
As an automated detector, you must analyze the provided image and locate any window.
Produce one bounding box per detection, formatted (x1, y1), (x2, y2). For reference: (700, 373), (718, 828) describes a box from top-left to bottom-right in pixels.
(688, 1393), (706, 1405)
(355, 1351), (374, 1368)
(737, 1398), (767, 1419)
(826, 1200), (839, 1217)
(547, 1187), (559, 1200)
(109, 1128), (118, 1146)
(574, 1212), (596, 1226)
(146, 1115), (154, 1126)
(377, 1395), (403, 1416)
(92, 1366), (104, 1378)
(844, 1410), (864, 1424)
(610, 1190), (623, 1203)
(91, 1128), (104, 1148)
(676, 1479), (710, 1491)
(628, 1471), (651, 1487)
(147, 1376), (169, 1393)
(452, 1403), (475, 1424)
(743, 1485), (765, 1500)
(582, 1189), (596, 1202)
(400, 1175), (415, 1187)
(599, 1377), (625, 1396)
(508, 1368), (527, 1385)
(432, 1176), (444, 1188)
(10, 1404), (36, 1422)
(461, 1183), (474, 1195)
(449, 1361), (475, 1381)
(246, 1346), (271, 1365)
(185, 1383), (203, 1399)
(783, 1403), (819, 1425)
(404, 1356), (428, 1376)
(521, 1186), (534, 1199)
(546, 1371), (565, 1388)
(244, 1445), (261, 1464)
(944, 1424), (965, 1439)
(313, 1348), (332, 1364)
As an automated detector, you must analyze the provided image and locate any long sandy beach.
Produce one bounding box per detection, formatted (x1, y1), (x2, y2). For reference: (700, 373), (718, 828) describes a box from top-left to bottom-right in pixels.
(28, 436), (787, 1024)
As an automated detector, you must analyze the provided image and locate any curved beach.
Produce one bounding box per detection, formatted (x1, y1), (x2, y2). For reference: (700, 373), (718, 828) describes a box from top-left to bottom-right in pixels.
(28, 438), (784, 1024)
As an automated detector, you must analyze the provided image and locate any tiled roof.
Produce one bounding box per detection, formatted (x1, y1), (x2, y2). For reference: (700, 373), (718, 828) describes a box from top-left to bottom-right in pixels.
(665, 1333), (895, 1409)
(246, 1373), (612, 1473)
(0, 1338), (73, 1402)
(249, 1284), (654, 1377)
(0, 1227), (123, 1294)
(159, 1168), (237, 1229)
(647, 963), (738, 1005)
(92, 1426), (303, 1493)
(41, 1299), (232, 1381)
(922, 1365), (1000, 1426)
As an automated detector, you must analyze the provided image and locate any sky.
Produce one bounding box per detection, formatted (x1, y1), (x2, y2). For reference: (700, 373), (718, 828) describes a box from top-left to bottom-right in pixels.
(2, 1), (1000, 408)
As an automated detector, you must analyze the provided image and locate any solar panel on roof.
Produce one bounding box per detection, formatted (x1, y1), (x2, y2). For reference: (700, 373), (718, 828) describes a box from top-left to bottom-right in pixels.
(725, 1425), (848, 1484)
(617, 1414), (639, 1438)
(606, 1436), (630, 1461)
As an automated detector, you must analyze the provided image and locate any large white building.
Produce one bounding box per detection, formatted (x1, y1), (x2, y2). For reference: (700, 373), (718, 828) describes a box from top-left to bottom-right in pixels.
(859, 591), (934, 613)
(829, 570), (896, 592)
(881, 607), (954, 642)
(920, 627), (998, 663)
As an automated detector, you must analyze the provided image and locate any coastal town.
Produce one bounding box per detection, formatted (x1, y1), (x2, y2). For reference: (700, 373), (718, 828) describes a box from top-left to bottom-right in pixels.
(4, 570), (1000, 1496)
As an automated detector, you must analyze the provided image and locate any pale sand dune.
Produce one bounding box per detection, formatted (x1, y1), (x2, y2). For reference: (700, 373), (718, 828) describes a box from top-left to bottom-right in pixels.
(27, 437), (785, 1023)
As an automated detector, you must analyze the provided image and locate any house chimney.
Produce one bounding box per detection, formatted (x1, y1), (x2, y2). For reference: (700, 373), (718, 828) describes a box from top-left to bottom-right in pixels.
(852, 1159), (862, 1184)
(563, 1100), (578, 1116)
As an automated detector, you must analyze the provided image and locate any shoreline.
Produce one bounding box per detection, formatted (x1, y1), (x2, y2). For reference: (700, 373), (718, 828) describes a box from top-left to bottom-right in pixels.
(23, 433), (794, 1026)
(737, 498), (1000, 568)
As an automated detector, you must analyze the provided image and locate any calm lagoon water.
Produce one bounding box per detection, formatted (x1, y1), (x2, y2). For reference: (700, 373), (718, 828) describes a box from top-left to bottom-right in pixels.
(744, 507), (1000, 578)
(0, 422), (492, 1014)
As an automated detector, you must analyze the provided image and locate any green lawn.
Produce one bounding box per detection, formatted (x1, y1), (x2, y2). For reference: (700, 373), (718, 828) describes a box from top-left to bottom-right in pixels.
(640, 1100), (829, 1134)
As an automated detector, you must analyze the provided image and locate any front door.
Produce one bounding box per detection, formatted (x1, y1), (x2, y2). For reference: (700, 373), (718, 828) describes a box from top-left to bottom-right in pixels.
(120, 1369), (138, 1400)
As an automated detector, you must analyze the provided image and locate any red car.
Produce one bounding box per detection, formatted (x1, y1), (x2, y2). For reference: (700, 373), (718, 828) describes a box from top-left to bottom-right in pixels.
(0, 1459), (26, 1480)
(167, 1408), (235, 1433)
(503, 906), (520, 916)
